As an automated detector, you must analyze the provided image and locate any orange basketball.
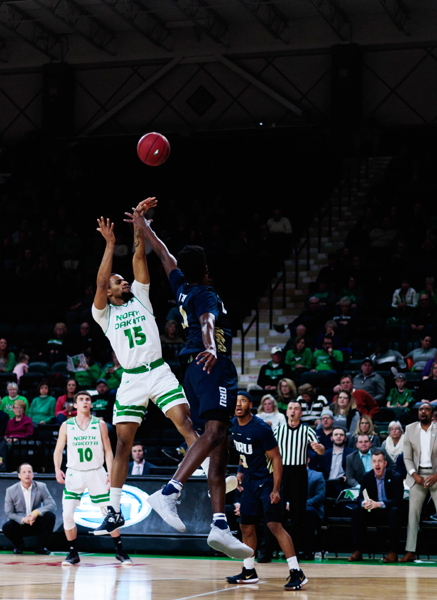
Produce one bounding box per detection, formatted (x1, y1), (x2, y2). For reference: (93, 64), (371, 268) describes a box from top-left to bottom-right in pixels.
(137, 132), (171, 166)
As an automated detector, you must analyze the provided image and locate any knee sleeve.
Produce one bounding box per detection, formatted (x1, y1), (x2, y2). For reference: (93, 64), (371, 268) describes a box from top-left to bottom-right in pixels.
(63, 499), (80, 530)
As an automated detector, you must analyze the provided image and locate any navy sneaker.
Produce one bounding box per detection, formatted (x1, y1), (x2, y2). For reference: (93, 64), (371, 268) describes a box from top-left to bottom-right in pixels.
(116, 549), (133, 565)
(226, 567), (259, 584)
(284, 568), (308, 590)
(62, 551), (80, 566)
(94, 506), (125, 536)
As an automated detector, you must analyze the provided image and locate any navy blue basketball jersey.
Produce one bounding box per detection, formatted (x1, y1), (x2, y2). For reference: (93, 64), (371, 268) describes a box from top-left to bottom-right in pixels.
(230, 415), (278, 479)
(169, 268), (233, 360)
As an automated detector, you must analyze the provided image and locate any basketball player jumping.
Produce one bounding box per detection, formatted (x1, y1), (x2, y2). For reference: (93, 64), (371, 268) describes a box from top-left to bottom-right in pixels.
(124, 200), (252, 560)
(91, 198), (235, 536)
(54, 391), (131, 565)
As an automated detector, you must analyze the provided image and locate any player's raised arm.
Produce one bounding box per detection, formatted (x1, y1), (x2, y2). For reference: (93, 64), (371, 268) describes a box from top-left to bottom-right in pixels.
(131, 197), (157, 284)
(124, 203), (177, 277)
(53, 422), (68, 484)
(95, 217), (116, 310)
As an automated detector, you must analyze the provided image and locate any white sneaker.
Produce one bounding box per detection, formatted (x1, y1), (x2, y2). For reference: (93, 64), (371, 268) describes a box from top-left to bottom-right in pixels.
(147, 489), (186, 532)
(226, 475), (238, 494)
(207, 524), (253, 559)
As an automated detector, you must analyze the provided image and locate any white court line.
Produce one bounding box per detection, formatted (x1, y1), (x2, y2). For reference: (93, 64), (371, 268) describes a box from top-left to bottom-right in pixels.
(173, 584), (267, 600)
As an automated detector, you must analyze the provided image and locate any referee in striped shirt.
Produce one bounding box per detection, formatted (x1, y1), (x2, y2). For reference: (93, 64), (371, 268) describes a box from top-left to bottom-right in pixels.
(274, 401), (325, 554)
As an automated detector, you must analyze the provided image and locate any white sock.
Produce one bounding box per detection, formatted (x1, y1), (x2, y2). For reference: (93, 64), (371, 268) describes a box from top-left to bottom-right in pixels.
(287, 556), (299, 570)
(201, 456), (210, 477)
(109, 488), (123, 512)
(244, 556), (255, 570)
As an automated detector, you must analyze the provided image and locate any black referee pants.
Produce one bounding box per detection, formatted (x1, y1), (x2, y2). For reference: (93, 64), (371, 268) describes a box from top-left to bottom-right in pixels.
(282, 465), (308, 554)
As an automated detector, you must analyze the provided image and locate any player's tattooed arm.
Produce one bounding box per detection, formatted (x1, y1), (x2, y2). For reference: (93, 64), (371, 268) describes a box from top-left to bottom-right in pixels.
(125, 200), (178, 278)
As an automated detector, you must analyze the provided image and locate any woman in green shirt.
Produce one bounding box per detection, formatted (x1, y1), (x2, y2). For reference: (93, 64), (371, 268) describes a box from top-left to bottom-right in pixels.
(28, 381), (57, 424)
(1, 382), (28, 418)
(285, 336), (312, 375)
(0, 338), (16, 373)
(74, 351), (101, 389)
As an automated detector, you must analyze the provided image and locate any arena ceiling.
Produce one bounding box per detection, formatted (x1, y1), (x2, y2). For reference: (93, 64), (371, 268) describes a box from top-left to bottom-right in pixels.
(0, 0), (435, 69)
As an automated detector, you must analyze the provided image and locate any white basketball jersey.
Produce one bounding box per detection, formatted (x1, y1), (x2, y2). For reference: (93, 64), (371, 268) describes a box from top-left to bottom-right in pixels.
(66, 416), (105, 471)
(92, 280), (162, 369)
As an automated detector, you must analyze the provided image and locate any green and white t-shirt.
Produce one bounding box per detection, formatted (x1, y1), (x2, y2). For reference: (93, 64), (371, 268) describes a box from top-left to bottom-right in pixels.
(66, 416), (104, 471)
(92, 280), (161, 369)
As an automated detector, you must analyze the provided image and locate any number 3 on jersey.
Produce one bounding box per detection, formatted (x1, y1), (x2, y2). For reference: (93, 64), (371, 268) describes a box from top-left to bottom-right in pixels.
(124, 326), (146, 349)
(240, 454), (248, 469)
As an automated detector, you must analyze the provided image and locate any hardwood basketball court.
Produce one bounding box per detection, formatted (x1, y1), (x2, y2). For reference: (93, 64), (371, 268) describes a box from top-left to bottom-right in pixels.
(0, 554), (436, 600)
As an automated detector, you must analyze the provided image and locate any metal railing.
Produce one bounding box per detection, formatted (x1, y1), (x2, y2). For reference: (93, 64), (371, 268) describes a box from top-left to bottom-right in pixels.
(269, 259), (286, 329)
(240, 306), (259, 375)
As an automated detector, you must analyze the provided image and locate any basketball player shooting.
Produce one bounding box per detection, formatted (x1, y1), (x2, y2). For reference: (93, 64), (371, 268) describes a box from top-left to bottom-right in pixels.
(124, 200), (252, 560)
(92, 197), (212, 535)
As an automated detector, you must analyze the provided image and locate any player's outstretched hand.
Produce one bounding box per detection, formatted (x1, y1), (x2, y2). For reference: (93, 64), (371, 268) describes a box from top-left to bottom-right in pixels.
(124, 210), (153, 232)
(196, 350), (217, 374)
(56, 469), (66, 485)
(137, 196), (158, 214)
(96, 217), (115, 244)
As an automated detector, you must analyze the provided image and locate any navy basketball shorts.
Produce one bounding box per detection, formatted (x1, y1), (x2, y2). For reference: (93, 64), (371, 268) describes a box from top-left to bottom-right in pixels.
(184, 354), (238, 422)
(240, 475), (283, 524)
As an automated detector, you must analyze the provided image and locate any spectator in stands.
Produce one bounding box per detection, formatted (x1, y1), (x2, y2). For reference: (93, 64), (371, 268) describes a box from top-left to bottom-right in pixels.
(407, 293), (435, 340)
(28, 381), (56, 425)
(418, 360), (437, 401)
(315, 320), (341, 350)
(55, 378), (78, 416)
(256, 395), (286, 429)
(160, 319), (184, 345)
(353, 359), (386, 406)
(400, 402), (437, 562)
(5, 400), (33, 442)
(55, 399), (76, 424)
(266, 208), (292, 256)
(128, 443), (154, 475)
(3, 462), (56, 554)
(309, 279), (336, 311)
(418, 276), (437, 306)
(391, 278), (418, 316)
(297, 383), (329, 426)
(276, 378), (297, 413)
(257, 347), (292, 391)
(67, 322), (95, 356)
(349, 415), (381, 449)
(42, 322), (68, 364)
(346, 434), (374, 488)
(337, 276), (365, 311)
(100, 351), (124, 391)
(290, 297), (326, 338)
(160, 320), (185, 378)
(303, 464), (325, 560)
(348, 449), (403, 563)
(0, 338), (16, 373)
(386, 373), (413, 413)
(316, 426), (354, 497)
(302, 336), (343, 387)
(333, 297), (356, 339)
(12, 353), (29, 384)
(333, 375), (379, 417)
(91, 379), (115, 426)
(370, 338), (407, 371)
(315, 409), (334, 449)
(74, 350), (101, 389)
(381, 421), (405, 463)
(404, 334), (437, 372)
(1, 383), (28, 418)
(284, 337), (312, 378)
(316, 252), (342, 291)
(329, 389), (360, 434)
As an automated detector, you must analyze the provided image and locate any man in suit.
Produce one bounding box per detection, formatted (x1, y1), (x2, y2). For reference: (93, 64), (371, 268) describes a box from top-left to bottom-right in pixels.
(400, 401), (437, 562)
(346, 434), (393, 488)
(303, 466), (326, 560)
(128, 443), (154, 476)
(317, 427), (354, 497)
(348, 449), (403, 563)
(3, 463), (56, 554)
